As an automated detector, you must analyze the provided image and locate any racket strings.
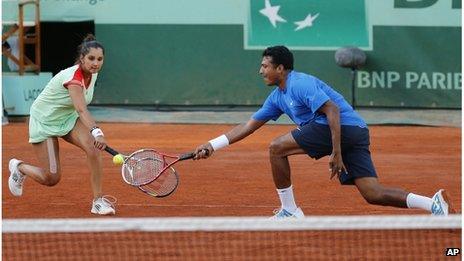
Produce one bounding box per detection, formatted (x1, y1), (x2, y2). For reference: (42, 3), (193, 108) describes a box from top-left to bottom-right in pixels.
(123, 150), (164, 185)
(139, 167), (179, 197)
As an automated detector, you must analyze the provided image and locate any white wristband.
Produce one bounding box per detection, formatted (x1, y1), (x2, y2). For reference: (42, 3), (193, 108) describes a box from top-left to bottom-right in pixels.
(91, 127), (104, 138)
(209, 135), (229, 151)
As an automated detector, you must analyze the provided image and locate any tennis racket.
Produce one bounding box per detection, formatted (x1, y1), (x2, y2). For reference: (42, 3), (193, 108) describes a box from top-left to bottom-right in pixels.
(137, 149), (209, 198)
(104, 146), (168, 186)
(105, 146), (207, 197)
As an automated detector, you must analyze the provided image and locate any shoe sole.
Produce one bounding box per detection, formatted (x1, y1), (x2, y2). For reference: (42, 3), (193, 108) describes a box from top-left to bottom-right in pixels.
(8, 176), (21, 197)
(8, 159), (22, 197)
(441, 189), (456, 214)
(8, 159), (17, 176)
(91, 209), (115, 215)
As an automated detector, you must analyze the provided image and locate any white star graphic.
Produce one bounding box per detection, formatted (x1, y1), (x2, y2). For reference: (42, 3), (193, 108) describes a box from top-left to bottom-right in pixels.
(294, 13), (319, 31)
(259, 0), (287, 28)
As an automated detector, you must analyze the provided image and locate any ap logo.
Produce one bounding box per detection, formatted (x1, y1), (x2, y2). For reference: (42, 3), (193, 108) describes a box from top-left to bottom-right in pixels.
(245, 0), (369, 50)
(446, 248), (460, 256)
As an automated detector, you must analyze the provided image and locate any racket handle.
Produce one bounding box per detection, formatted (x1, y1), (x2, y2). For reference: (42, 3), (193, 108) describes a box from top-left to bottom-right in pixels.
(179, 149), (209, 161)
(105, 146), (120, 156)
(179, 152), (195, 160)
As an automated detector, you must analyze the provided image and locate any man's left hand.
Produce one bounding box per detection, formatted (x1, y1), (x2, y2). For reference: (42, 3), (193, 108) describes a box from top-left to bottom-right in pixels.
(328, 152), (347, 179)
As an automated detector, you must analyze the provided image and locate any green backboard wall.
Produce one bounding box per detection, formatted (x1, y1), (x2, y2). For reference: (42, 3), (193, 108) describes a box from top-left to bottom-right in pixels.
(2, 0), (461, 108)
(247, 0), (369, 50)
(356, 26), (461, 107)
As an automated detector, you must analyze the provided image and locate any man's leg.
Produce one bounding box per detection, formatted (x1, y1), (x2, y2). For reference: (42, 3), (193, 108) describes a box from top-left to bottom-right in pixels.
(354, 177), (454, 215)
(355, 177), (435, 210)
(354, 177), (410, 208)
(269, 132), (306, 216)
(269, 132), (306, 188)
(346, 144), (440, 213)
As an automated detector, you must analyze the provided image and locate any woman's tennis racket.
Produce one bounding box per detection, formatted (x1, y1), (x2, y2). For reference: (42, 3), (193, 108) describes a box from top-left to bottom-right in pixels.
(105, 146), (206, 197)
(137, 150), (208, 198)
(104, 146), (166, 186)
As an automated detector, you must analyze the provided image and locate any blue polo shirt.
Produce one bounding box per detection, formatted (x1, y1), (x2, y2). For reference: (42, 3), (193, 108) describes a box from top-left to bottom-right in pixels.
(252, 71), (367, 127)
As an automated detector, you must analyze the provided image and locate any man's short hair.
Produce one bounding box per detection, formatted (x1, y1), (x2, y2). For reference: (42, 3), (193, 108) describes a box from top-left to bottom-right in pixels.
(262, 46), (294, 70)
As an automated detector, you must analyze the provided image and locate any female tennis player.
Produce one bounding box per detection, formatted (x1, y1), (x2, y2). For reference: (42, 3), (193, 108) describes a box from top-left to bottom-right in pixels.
(8, 34), (115, 215)
(194, 46), (454, 219)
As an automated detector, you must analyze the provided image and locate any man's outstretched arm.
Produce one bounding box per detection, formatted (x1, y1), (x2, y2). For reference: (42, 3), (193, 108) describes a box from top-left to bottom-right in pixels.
(194, 118), (266, 159)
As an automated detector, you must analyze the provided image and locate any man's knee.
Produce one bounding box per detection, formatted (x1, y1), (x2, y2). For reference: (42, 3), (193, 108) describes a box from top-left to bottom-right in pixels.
(355, 178), (383, 205)
(362, 192), (383, 205)
(359, 185), (388, 205)
(269, 139), (285, 157)
(269, 133), (303, 158)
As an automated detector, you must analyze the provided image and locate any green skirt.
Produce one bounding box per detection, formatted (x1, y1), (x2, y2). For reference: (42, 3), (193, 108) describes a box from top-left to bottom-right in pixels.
(28, 113), (79, 143)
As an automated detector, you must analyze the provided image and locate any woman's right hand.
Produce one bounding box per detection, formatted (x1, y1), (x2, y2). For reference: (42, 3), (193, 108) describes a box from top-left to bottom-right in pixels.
(93, 135), (107, 150)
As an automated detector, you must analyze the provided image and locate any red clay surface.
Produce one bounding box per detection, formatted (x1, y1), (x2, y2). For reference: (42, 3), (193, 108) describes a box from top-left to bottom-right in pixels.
(2, 122), (461, 218)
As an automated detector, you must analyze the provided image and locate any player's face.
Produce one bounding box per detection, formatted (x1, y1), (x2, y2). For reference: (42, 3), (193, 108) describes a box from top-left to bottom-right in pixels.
(80, 47), (104, 74)
(259, 56), (280, 86)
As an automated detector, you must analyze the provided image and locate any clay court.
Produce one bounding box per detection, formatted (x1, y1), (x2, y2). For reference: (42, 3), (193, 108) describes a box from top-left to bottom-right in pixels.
(3, 122), (461, 218)
(2, 0), (461, 259)
(2, 121), (461, 260)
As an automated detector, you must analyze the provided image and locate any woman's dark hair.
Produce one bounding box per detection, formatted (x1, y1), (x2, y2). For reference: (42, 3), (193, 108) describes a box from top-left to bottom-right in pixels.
(75, 34), (105, 62)
(262, 45), (294, 70)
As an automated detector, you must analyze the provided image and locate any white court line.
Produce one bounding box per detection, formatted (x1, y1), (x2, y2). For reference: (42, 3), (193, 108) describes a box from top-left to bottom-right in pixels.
(45, 203), (279, 208)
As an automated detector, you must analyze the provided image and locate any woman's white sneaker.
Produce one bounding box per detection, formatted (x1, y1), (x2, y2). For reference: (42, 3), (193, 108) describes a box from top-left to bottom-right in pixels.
(91, 195), (116, 215)
(8, 158), (25, 196)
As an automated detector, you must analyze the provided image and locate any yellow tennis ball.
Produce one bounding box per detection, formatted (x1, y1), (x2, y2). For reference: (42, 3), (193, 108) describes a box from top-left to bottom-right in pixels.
(112, 154), (124, 165)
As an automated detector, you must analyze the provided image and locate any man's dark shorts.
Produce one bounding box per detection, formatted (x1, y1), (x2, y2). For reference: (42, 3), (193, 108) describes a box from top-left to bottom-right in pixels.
(291, 122), (377, 185)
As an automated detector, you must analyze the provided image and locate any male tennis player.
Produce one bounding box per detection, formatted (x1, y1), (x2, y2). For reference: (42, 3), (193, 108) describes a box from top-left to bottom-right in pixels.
(194, 46), (454, 219)
(8, 35), (115, 215)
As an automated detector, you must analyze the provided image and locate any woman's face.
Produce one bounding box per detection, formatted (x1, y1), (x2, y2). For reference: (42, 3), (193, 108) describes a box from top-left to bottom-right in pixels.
(80, 47), (104, 74)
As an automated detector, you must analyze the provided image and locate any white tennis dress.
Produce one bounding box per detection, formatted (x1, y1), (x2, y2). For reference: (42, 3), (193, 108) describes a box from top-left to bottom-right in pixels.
(29, 64), (98, 143)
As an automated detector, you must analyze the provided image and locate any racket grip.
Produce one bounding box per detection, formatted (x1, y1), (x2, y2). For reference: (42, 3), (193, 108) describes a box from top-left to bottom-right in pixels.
(179, 152), (195, 160)
(104, 146), (119, 156)
(179, 149), (209, 160)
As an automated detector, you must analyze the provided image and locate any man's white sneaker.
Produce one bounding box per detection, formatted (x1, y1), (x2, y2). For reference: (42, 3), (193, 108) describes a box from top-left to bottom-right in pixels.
(91, 196), (116, 215)
(431, 189), (455, 216)
(8, 158), (25, 197)
(270, 207), (305, 219)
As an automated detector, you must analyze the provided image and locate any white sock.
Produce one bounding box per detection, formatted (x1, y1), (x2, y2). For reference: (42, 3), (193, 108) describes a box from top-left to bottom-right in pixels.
(276, 185), (298, 213)
(406, 193), (433, 211)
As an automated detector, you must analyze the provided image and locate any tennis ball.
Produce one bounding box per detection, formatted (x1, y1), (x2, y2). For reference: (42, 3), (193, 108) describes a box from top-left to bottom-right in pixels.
(112, 154), (124, 165)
